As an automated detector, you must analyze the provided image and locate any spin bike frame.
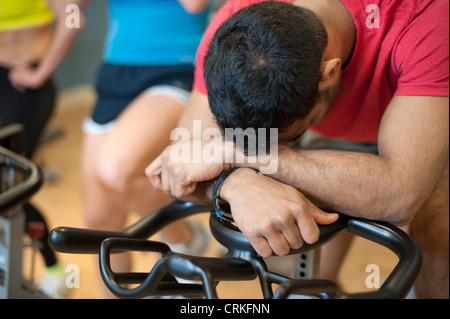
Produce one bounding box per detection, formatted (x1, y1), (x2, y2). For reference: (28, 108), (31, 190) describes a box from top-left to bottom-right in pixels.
(49, 201), (422, 299)
(0, 124), (43, 298)
(0, 127), (422, 299)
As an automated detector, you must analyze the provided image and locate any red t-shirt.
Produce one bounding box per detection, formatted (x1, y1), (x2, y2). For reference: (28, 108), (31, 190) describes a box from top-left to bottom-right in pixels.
(194, 0), (449, 143)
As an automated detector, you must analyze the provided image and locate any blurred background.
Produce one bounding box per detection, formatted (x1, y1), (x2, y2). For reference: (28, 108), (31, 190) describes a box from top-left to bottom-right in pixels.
(54, 0), (106, 90)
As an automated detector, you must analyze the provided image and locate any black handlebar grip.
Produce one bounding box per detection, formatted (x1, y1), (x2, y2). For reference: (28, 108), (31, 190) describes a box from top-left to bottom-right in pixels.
(49, 227), (131, 254)
(49, 201), (209, 254)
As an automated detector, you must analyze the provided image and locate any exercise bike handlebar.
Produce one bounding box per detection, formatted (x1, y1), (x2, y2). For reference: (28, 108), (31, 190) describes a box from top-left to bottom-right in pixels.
(338, 218), (421, 299)
(49, 201), (346, 255)
(210, 212), (421, 298)
(0, 123), (422, 299)
(0, 125), (43, 213)
(49, 200), (422, 299)
(49, 201), (208, 254)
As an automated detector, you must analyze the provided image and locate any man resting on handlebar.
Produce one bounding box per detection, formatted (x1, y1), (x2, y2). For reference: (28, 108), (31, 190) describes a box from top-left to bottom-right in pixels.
(146, 0), (449, 299)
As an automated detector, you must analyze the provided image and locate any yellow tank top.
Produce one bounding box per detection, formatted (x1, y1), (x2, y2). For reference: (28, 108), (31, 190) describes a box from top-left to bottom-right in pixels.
(0, 0), (53, 32)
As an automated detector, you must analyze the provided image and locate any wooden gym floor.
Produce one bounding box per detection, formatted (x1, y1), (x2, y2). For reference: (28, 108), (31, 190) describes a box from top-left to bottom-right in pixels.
(24, 85), (400, 299)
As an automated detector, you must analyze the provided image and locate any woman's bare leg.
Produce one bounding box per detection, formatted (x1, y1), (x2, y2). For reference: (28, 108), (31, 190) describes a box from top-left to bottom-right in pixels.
(91, 92), (192, 242)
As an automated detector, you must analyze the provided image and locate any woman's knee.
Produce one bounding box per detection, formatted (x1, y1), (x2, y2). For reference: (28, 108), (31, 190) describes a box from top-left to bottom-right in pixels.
(94, 146), (140, 197)
(84, 209), (107, 230)
(84, 205), (127, 231)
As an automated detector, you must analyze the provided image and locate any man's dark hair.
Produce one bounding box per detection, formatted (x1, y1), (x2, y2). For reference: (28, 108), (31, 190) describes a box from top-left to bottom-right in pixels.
(204, 1), (328, 133)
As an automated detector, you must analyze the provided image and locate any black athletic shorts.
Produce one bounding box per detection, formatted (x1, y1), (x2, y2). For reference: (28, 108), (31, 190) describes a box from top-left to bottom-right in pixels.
(83, 63), (195, 135)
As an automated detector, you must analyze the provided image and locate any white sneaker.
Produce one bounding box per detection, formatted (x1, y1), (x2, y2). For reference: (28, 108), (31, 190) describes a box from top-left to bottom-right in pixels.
(35, 264), (71, 299)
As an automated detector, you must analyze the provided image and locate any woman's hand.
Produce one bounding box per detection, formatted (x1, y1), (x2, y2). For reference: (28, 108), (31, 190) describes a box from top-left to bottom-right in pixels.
(8, 64), (47, 92)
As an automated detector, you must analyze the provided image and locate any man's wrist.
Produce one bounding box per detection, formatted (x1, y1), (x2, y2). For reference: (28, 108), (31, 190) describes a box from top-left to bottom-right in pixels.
(220, 167), (259, 202)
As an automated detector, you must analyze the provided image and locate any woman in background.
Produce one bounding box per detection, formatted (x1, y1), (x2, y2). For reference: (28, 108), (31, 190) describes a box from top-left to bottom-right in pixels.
(0, 0), (87, 298)
(81, 0), (210, 297)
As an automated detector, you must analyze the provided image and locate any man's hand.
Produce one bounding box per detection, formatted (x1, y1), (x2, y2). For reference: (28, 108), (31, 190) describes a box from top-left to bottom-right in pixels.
(221, 168), (339, 257)
(146, 138), (234, 197)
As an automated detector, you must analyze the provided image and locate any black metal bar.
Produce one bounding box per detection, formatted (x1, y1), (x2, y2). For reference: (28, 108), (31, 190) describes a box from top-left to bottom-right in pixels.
(49, 201), (209, 254)
(0, 124), (26, 155)
(49, 227), (133, 254)
(210, 212), (350, 257)
(123, 201), (209, 238)
(339, 218), (422, 299)
(273, 279), (338, 299)
(98, 236), (257, 299)
(0, 146), (43, 213)
(49, 199), (421, 299)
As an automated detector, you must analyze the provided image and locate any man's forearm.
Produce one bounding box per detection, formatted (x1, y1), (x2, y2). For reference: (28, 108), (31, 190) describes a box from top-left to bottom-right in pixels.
(243, 145), (420, 225)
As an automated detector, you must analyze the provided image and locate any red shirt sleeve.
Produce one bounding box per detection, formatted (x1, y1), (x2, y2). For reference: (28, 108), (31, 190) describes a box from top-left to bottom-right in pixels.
(392, 0), (449, 97)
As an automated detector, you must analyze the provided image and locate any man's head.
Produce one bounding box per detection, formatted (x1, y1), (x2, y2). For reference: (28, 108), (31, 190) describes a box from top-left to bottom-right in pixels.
(204, 1), (342, 143)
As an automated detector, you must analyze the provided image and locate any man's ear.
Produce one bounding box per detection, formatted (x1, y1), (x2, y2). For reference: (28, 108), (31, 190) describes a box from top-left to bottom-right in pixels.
(320, 58), (341, 82)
